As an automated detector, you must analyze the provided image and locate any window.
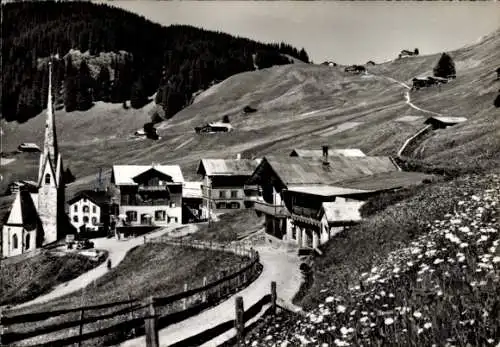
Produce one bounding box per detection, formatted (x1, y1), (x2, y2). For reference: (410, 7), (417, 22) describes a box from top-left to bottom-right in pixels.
(83, 216), (89, 224)
(12, 234), (18, 249)
(231, 190), (238, 198)
(91, 217), (97, 225)
(83, 205), (90, 213)
(83, 198), (87, 202)
(155, 210), (166, 221)
(219, 190), (226, 199)
(92, 206), (97, 213)
(126, 211), (138, 222)
(230, 202), (240, 209)
(74, 205), (78, 212)
(45, 173), (51, 184)
(169, 201), (176, 208)
(25, 234), (31, 249)
(173, 217), (178, 223)
(73, 216), (79, 223)
(218, 202), (227, 209)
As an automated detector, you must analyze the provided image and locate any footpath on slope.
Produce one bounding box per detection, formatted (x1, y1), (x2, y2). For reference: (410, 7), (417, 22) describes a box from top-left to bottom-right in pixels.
(15, 225), (198, 309)
(121, 231), (303, 347)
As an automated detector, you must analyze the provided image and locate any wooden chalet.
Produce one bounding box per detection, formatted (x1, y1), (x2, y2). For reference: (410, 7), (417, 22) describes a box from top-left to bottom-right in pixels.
(197, 156), (261, 220)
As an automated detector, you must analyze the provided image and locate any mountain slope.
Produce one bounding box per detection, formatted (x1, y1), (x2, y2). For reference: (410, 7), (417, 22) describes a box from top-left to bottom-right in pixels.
(1, 29), (499, 200)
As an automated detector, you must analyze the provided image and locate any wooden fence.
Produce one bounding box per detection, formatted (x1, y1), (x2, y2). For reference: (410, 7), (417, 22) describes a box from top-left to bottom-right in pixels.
(0, 238), (262, 347)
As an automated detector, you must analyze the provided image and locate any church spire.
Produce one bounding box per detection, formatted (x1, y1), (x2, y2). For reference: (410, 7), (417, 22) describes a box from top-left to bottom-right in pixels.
(43, 60), (58, 161)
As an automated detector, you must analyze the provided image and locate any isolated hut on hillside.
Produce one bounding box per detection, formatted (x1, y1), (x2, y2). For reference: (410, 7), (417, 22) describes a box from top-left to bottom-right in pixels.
(424, 116), (467, 129)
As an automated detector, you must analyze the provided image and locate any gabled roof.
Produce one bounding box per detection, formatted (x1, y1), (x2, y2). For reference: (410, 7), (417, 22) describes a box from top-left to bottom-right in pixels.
(425, 116), (467, 125)
(112, 165), (184, 185)
(183, 181), (203, 199)
(290, 148), (366, 158)
(252, 156), (398, 187)
(322, 201), (363, 224)
(68, 190), (111, 206)
(197, 159), (261, 177)
(5, 190), (39, 231)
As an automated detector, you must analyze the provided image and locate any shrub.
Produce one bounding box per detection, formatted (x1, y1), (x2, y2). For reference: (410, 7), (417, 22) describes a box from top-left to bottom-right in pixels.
(222, 115), (230, 123)
(494, 94), (500, 108)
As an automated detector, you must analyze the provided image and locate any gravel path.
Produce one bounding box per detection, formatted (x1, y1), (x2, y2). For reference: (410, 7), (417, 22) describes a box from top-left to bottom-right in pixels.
(120, 236), (303, 347)
(15, 225), (197, 309)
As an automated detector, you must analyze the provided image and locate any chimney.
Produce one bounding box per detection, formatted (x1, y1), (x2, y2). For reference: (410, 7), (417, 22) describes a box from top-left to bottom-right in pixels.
(322, 145), (329, 165)
(236, 153), (241, 160)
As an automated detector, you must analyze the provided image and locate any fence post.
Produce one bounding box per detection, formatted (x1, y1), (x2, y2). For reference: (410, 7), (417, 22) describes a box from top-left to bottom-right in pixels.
(144, 296), (159, 347)
(183, 283), (188, 310)
(77, 308), (85, 347)
(0, 307), (3, 346)
(202, 277), (208, 303)
(128, 293), (136, 337)
(235, 296), (245, 347)
(271, 281), (277, 315)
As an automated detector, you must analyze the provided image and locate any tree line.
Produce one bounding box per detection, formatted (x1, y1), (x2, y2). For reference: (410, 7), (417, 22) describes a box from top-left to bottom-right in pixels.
(1, 1), (309, 123)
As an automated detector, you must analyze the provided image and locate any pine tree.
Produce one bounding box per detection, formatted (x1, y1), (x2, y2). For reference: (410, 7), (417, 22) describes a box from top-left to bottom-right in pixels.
(96, 66), (111, 102)
(299, 48), (310, 63)
(433, 53), (456, 79)
(64, 76), (78, 112)
(130, 77), (147, 109)
(77, 60), (93, 110)
(494, 94), (500, 108)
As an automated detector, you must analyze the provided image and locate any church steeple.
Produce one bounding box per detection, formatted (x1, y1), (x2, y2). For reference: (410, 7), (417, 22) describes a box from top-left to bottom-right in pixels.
(43, 61), (58, 163)
(38, 59), (62, 188)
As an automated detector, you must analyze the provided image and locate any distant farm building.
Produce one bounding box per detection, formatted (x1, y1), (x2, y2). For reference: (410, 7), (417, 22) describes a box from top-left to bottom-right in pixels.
(17, 143), (41, 152)
(195, 122), (233, 134)
(412, 76), (449, 90)
(366, 61), (376, 66)
(243, 106), (257, 114)
(345, 65), (366, 74)
(398, 49), (419, 59)
(424, 116), (467, 129)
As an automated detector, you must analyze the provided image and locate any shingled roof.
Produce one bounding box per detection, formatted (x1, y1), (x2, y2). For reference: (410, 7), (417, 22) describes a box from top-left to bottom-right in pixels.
(251, 156), (399, 187)
(290, 148), (366, 158)
(197, 159), (261, 176)
(112, 165), (184, 185)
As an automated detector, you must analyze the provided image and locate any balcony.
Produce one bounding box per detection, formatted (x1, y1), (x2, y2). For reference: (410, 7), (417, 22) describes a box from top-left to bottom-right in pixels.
(138, 185), (169, 192)
(254, 200), (290, 218)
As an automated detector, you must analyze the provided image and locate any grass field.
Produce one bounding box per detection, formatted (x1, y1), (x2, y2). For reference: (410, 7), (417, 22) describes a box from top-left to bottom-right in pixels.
(0, 251), (105, 306)
(191, 209), (265, 243)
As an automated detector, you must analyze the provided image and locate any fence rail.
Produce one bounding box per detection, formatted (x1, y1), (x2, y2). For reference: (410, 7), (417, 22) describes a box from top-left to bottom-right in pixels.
(0, 238), (262, 347)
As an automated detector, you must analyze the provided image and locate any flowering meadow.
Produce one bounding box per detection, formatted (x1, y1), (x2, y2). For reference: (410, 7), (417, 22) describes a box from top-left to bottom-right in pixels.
(241, 174), (499, 346)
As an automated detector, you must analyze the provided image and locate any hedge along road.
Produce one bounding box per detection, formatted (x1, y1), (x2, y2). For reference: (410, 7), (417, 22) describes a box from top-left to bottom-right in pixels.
(120, 234), (303, 347)
(14, 225), (197, 310)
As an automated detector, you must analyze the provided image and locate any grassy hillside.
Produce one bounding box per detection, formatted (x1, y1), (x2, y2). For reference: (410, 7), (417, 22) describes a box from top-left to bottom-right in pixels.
(1, 29), (499, 220)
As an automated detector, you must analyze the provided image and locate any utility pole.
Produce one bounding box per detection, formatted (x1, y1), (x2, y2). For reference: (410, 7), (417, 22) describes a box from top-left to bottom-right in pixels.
(207, 177), (212, 229)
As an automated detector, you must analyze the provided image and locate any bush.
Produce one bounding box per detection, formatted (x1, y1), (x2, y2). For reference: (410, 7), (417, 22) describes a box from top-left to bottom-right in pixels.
(494, 94), (500, 108)
(222, 115), (230, 123)
(433, 52), (456, 79)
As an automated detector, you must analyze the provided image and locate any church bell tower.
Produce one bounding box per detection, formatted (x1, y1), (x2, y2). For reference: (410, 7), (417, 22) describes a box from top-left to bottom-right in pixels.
(37, 60), (65, 245)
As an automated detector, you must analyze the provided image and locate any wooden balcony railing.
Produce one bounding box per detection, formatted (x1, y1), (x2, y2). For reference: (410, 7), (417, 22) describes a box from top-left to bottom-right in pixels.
(253, 200), (290, 217)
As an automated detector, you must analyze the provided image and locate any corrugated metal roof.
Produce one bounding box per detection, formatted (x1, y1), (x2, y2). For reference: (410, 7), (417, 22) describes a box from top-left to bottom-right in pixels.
(426, 116), (467, 124)
(291, 148), (366, 157)
(199, 159), (260, 176)
(183, 181), (203, 199)
(322, 201), (363, 223)
(112, 165), (184, 185)
(264, 156), (398, 186)
(335, 171), (435, 191)
(287, 185), (369, 196)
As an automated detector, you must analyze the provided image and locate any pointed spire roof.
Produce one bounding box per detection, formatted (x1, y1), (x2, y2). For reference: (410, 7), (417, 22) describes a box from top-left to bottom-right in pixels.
(5, 190), (39, 231)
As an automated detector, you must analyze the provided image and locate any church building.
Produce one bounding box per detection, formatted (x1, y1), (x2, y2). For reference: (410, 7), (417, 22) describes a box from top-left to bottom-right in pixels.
(1, 60), (69, 258)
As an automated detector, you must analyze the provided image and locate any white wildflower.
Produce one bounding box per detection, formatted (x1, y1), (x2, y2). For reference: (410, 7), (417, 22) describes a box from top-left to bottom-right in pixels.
(384, 317), (394, 325)
(337, 305), (346, 313)
(424, 322), (432, 329)
(413, 311), (422, 319)
(325, 296), (334, 303)
(433, 258), (444, 265)
(492, 256), (500, 263)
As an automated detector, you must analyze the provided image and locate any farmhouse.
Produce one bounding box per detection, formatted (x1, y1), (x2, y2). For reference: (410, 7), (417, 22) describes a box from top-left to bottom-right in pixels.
(424, 116), (467, 129)
(110, 164), (184, 229)
(344, 65), (366, 73)
(246, 148), (401, 245)
(197, 156), (261, 220)
(2, 62), (72, 258)
(412, 76), (449, 90)
(68, 190), (112, 236)
(399, 49), (419, 59)
(17, 143), (41, 152)
(182, 181), (204, 223)
(195, 122), (233, 134)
